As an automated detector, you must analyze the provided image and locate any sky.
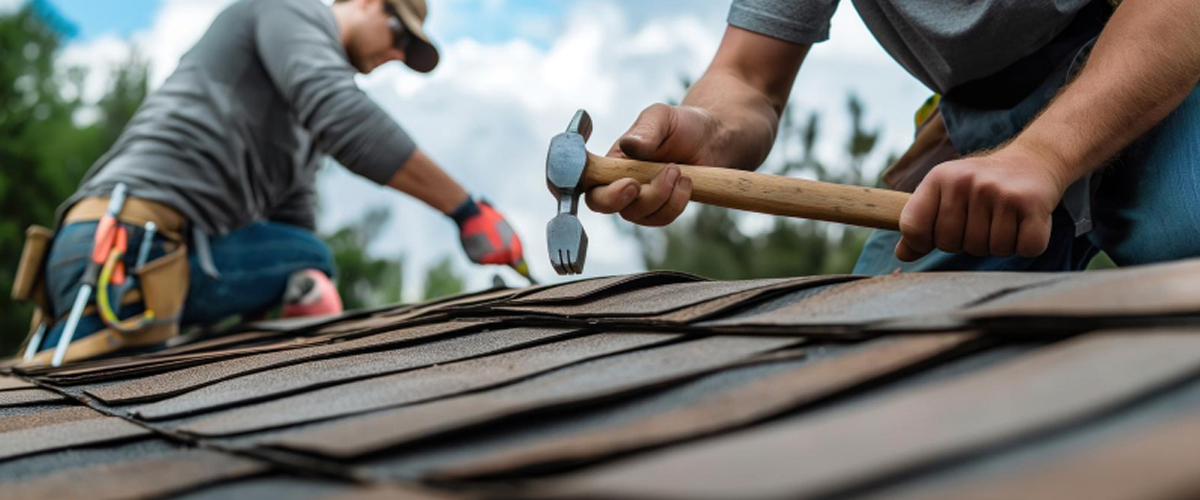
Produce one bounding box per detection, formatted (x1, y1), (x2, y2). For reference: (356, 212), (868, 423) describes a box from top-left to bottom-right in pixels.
(17, 0), (930, 300)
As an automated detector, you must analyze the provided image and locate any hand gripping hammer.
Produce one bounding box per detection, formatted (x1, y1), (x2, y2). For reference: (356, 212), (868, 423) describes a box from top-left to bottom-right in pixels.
(545, 109), (912, 275)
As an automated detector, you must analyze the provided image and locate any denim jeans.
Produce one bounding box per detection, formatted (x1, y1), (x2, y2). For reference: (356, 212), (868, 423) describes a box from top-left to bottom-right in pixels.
(853, 83), (1200, 274)
(39, 221), (335, 351)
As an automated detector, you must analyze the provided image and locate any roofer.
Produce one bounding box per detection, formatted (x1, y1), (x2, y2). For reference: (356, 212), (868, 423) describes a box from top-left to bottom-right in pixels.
(11, 0), (527, 365)
(586, 0), (1200, 273)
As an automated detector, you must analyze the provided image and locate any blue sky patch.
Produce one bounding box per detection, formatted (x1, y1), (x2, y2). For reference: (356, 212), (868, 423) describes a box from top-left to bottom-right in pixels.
(45, 0), (157, 40)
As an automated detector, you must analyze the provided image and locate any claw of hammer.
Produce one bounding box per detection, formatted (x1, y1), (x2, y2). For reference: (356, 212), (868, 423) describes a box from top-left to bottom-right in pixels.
(545, 109), (593, 275)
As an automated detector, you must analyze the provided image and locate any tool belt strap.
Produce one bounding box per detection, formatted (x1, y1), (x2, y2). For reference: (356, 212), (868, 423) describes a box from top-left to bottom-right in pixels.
(22, 323), (178, 367)
(64, 197), (186, 242)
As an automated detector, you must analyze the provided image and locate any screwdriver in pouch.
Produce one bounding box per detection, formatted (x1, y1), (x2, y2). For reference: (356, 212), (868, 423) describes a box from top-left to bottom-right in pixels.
(52, 183), (129, 367)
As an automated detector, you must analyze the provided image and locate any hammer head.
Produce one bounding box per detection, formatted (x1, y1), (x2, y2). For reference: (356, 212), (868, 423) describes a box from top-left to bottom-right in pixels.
(546, 109), (593, 275)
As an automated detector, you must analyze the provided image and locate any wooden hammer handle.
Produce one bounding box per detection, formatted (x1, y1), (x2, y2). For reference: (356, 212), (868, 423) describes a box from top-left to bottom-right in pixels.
(585, 154), (910, 231)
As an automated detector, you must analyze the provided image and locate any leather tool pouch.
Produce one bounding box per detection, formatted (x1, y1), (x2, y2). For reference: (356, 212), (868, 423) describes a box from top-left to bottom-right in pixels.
(79, 197), (193, 348)
(126, 240), (189, 346)
(12, 226), (54, 323)
(22, 198), (192, 365)
(880, 108), (961, 194)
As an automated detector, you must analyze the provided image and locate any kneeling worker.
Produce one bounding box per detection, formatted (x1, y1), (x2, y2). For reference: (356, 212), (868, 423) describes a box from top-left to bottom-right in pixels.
(11, 0), (525, 366)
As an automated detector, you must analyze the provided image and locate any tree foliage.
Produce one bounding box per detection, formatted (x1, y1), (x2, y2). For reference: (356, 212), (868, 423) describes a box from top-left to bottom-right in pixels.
(321, 206), (404, 310)
(0, 5), (148, 356)
(422, 256), (464, 301)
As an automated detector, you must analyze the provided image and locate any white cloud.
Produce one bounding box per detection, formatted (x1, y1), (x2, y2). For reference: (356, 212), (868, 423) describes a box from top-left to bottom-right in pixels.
(57, 35), (133, 101)
(50, 0), (234, 123)
(339, 0), (729, 296)
(56, 0), (929, 300)
(138, 0), (238, 87)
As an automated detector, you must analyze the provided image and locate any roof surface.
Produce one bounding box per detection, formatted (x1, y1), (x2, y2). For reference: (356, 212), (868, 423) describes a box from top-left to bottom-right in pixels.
(3, 259), (1200, 499)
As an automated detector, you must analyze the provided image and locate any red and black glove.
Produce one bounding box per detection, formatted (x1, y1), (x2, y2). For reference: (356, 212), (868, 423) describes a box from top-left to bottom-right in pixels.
(450, 198), (524, 266)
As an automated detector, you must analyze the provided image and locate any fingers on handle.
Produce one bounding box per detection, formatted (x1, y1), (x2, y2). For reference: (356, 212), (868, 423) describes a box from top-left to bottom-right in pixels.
(638, 176), (692, 227)
(896, 180), (940, 262)
(894, 238), (926, 263)
(962, 191), (993, 257)
(933, 178), (968, 254)
(586, 178), (641, 214)
(1015, 212), (1052, 258)
(989, 207), (1018, 257)
(620, 166), (685, 225)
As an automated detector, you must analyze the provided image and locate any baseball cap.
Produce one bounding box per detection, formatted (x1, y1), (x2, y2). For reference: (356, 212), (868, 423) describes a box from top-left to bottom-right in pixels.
(386, 0), (439, 72)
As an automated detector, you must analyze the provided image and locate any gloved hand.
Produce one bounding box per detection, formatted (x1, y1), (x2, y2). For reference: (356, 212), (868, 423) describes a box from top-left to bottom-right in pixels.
(450, 197), (524, 266)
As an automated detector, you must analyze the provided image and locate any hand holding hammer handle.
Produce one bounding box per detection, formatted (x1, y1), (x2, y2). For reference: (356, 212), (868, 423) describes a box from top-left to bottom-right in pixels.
(547, 109), (911, 275)
(584, 154), (910, 231)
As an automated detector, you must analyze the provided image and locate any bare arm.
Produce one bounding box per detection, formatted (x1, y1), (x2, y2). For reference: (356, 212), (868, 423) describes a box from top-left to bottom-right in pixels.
(1015, 0), (1200, 185)
(589, 26), (810, 226)
(898, 0), (1200, 261)
(386, 148), (469, 214)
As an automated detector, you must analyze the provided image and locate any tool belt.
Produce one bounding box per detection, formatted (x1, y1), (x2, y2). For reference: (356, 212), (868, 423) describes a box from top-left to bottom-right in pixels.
(11, 197), (190, 366)
(880, 98), (959, 194)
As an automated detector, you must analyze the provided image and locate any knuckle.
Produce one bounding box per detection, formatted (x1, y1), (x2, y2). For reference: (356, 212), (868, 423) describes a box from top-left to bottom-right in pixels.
(975, 180), (1001, 200)
(1007, 190), (1034, 206)
(645, 184), (672, 203)
(898, 218), (926, 239)
(642, 103), (671, 120)
(999, 189), (1040, 212)
(947, 171), (974, 192)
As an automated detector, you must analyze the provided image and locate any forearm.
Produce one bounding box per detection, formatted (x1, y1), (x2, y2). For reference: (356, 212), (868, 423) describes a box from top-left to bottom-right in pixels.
(1012, 0), (1200, 190)
(683, 25), (809, 170)
(385, 148), (469, 214)
(681, 72), (782, 170)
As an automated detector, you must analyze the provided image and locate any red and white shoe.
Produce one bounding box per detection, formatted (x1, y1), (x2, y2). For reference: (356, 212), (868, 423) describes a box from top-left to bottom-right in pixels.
(281, 269), (344, 318)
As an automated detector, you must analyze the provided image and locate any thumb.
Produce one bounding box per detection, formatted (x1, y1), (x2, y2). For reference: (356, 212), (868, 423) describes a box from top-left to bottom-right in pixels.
(895, 237), (928, 262)
(615, 103), (675, 160)
(613, 104), (715, 165)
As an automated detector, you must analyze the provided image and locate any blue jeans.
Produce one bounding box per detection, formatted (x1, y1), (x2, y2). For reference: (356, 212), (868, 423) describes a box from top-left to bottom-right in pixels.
(854, 84), (1200, 274)
(40, 221), (335, 351)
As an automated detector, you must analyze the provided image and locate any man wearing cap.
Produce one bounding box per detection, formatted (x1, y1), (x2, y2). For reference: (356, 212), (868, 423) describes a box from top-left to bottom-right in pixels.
(22, 0), (525, 363)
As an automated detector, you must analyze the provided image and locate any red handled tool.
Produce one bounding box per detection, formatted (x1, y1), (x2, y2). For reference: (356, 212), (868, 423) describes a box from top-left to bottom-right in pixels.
(52, 183), (129, 366)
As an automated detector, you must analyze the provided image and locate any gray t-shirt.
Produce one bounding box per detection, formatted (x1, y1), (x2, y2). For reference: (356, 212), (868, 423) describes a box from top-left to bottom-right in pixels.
(65, 0), (415, 234)
(728, 0), (1093, 94)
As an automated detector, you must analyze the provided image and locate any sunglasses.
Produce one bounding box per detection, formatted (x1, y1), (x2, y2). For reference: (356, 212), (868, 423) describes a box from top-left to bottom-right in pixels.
(384, 3), (414, 52)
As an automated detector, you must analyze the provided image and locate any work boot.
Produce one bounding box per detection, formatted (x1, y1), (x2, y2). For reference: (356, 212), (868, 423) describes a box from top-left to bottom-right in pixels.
(281, 269), (343, 317)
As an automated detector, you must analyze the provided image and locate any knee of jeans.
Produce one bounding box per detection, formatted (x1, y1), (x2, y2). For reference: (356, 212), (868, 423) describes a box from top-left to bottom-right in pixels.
(290, 229), (336, 279)
(311, 239), (336, 279)
(852, 230), (903, 275)
(246, 222), (337, 278)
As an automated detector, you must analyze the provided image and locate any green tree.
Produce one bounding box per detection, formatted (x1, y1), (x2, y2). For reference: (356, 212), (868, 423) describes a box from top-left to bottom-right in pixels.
(422, 256), (464, 300)
(1, 4), (148, 356)
(321, 206), (404, 310)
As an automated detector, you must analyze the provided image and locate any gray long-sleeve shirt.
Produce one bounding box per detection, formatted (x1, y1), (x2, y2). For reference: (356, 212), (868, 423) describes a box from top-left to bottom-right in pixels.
(64, 0), (415, 234)
(728, 0), (1093, 94)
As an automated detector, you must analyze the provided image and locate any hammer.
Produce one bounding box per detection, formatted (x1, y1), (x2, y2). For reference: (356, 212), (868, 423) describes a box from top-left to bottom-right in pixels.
(545, 109), (911, 275)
